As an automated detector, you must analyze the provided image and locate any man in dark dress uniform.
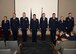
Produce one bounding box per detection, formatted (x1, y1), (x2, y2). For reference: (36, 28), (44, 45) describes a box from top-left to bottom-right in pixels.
(49, 13), (58, 45)
(20, 12), (29, 42)
(1, 16), (10, 41)
(30, 14), (39, 42)
(66, 13), (74, 34)
(58, 16), (66, 32)
(40, 13), (47, 41)
(10, 13), (19, 40)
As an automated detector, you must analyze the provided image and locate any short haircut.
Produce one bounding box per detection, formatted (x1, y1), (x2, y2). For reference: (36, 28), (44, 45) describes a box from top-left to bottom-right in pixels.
(52, 13), (56, 15)
(4, 16), (7, 18)
(68, 12), (72, 14)
(41, 13), (45, 17)
(60, 16), (64, 18)
(23, 12), (26, 14)
(33, 14), (36, 16)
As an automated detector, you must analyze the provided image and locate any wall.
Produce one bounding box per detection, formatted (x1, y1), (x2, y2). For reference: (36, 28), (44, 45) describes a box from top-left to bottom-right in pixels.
(0, 0), (76, 34)
(0, 0), (76, 24)
(59, 0), (76, 24)
(0, 0), (14, 26)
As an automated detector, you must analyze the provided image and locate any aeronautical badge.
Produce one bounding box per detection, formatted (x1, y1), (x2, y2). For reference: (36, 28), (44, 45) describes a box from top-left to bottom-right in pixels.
(25, 19), (27, 20)
(16, 19), (17, 21)
(68, 19), (69, 21)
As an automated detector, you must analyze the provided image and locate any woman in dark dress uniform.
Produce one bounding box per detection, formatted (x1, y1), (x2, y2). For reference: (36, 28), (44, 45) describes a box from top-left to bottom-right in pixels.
(58, 16), (66, 32)
(1, 16), (10, 41)
(30, 14), (39, 42)
(40, 13), (47, 41)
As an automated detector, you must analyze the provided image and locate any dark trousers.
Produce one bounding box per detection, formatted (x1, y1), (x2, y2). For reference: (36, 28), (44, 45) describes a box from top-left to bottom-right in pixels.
(12, 29), (18, 40)
(50, 30), (56, 45)
(41, 29), (46, 41)
(3, 30), (9, 41)
(32, 30), (37, 42)
(21, 29), (27, 42)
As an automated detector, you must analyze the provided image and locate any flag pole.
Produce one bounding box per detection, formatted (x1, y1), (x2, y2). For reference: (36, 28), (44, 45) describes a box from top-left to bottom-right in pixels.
(30, 8), (32, 20)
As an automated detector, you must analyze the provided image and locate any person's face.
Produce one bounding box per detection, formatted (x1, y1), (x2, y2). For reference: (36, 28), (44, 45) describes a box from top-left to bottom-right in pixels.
(42, 13), (45, 18)
(60, 16), (64, 20)
(33, 15), (36, 19)
(12, 14), (16, 17)
(23, 12), (26, 17)
(68, 14), (72, 17)
(4, 16), (7, 20)
(52, 14), (56, 17)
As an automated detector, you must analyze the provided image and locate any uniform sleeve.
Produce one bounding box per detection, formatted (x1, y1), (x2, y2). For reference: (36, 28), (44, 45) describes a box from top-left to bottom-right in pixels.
(40, 18), (42, 28)
(27, 17), (29, 28)
(8, 20), (10, 29)
(72, 17), (74, 27)
(10, 18), (12, 29)
(58, 20), (60, 30)
(49, 18), (51, 28)
(65, 18), (68, 28)
(46, 18), (48, 28)
(17, 18), (20, 28)
(57, 18), (59, 29)
(37, 19), (39, 29)
(64, 20), (66, 29)
(20, 17), (22, 28)
(30, 19), (32, 29)
(1, 20), (4, 28)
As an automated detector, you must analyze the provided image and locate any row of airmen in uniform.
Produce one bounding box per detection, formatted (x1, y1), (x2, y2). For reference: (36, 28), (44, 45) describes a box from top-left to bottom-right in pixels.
(1, 12), (74, 45)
